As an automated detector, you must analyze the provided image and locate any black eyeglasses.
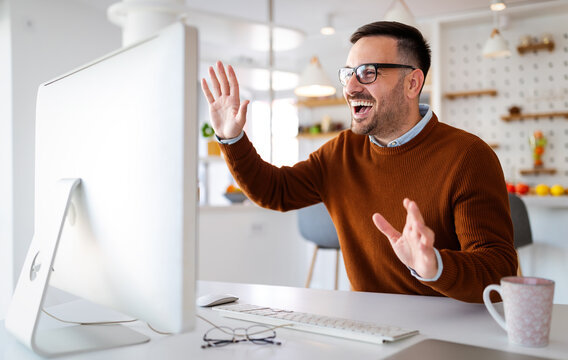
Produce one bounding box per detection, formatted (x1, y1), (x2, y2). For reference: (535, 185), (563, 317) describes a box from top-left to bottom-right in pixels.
(201, 324), (282, 349)
(338, 63), (416, 86)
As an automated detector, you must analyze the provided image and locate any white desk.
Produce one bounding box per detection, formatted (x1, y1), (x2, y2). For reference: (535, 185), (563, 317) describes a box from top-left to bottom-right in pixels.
(2, 281), (567, 359)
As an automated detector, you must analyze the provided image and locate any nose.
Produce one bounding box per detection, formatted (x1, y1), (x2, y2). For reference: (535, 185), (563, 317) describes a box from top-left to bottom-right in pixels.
(343, 73), (364, 97)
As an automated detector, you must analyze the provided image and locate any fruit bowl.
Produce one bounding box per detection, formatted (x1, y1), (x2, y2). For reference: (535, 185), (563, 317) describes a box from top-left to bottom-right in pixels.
(224, 192), (247, 204)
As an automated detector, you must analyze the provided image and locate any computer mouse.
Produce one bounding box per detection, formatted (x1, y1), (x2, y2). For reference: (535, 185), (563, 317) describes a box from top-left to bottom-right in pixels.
(197, 293), (239, 307)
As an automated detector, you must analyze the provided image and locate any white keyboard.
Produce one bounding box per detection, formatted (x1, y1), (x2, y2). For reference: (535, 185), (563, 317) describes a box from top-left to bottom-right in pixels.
(212, 303), (419, 344)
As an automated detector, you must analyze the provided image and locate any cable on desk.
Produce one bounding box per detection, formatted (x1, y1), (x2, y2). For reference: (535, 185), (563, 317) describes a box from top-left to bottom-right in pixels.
(42, 308), (169, 335)
(41, 308), (291, 338)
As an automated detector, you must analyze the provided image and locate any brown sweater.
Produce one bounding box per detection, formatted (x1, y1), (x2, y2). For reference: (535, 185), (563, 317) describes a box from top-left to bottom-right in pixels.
(220, 114), (517, 303)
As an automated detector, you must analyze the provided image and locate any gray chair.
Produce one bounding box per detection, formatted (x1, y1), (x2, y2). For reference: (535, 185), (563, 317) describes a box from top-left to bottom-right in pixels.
(297, 203), (341, 289)
(508, 193), (533, 276)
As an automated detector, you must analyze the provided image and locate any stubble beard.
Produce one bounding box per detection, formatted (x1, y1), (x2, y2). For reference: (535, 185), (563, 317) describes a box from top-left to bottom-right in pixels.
(350, 77), (409, 139)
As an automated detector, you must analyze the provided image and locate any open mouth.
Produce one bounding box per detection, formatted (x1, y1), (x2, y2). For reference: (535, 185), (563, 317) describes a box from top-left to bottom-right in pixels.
(350, 100), (373, 117)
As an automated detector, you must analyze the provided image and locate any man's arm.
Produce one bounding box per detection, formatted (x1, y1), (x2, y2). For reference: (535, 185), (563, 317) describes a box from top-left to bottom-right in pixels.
(202, 61), (326, 212)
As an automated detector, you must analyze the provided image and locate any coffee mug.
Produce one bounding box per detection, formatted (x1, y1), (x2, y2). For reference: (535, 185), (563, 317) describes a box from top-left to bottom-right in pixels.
(483, 276), (555, 347)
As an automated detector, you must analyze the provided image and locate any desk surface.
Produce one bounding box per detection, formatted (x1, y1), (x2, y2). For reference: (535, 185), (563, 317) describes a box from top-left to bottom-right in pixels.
(2, 281), (567, 359)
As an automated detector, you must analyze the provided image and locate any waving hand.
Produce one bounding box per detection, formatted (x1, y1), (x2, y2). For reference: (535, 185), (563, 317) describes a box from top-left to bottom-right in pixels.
(200, 61), (249, 139)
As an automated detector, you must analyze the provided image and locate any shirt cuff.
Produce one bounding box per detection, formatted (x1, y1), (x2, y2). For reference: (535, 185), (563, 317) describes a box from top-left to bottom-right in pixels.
(215, 131), (244, 145)
(408, 248), (443, 282)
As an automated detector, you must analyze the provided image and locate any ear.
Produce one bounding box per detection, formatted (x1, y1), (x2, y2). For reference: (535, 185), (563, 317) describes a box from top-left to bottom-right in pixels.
(405, 69), (425, 100)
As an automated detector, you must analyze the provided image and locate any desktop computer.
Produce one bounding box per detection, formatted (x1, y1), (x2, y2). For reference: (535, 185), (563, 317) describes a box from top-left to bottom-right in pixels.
(5, 22), (198, 357)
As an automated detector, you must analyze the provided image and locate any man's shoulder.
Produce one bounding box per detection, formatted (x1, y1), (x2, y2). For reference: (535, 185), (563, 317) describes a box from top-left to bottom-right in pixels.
(433, 121), (491, 151)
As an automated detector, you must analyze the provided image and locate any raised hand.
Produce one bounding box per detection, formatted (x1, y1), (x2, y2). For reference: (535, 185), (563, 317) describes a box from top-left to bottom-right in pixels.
(372, 198), (438, 279)
(200, 61), (249, 139)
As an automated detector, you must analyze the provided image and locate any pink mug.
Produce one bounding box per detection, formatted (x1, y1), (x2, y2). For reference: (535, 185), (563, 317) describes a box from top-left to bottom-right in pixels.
(483, 276), (555, 347)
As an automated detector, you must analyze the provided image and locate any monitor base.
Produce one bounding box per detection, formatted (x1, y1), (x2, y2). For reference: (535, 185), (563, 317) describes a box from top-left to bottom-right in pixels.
(35, 324), (149, 358)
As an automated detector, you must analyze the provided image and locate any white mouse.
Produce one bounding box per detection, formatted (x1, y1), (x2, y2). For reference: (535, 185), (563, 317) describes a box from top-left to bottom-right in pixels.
(197, 293), (239, 307)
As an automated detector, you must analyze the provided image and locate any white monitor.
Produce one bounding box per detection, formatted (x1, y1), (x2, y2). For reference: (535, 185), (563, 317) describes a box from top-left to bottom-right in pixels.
(6, 22), (198, 357)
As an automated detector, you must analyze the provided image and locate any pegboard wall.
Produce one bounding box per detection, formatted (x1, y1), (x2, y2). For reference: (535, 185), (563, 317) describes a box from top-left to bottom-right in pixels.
(440, 8), (568, 187)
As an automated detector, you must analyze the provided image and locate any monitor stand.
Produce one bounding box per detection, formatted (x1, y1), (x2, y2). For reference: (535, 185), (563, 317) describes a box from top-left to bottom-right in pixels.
(5, 178), (150, 358)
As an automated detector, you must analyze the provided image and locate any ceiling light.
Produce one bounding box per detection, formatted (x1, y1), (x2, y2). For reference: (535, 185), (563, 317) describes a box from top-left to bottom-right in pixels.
(294, 57), (336, 98)
(482, 28), (511, 58)
(383, 0), (418, 28)
(320, 26), (335, 35)
(490, 0), (506, 12)
(320, 14), (335, 35)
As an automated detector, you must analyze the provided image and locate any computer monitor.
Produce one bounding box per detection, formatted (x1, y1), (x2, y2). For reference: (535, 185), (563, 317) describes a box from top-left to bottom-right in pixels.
(5, 22), (198, 357)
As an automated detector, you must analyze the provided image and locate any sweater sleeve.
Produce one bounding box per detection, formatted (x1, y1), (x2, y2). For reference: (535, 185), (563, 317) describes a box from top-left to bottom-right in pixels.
(419, 140), (517, 303)
(219, 133), (325, 211)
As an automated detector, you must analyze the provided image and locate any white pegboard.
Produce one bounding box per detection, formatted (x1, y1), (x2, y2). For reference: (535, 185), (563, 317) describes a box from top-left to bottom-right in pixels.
(440, 10), (568, 187)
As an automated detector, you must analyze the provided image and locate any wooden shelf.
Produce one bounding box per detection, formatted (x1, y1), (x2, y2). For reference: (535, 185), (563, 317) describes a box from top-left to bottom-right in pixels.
(444, 89), (497, 100)
(297, 97), (346, 108)
(501, 111), (568, 122)
(517, 41), (554, 55)
(520, 168), (557, 175)
(487, 143), (499, 149)
(297, 131), (342, 139)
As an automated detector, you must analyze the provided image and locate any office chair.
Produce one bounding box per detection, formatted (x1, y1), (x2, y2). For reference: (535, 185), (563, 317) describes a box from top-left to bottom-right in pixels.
(297, 203), (341, 289)
(508, 193), (534, 276)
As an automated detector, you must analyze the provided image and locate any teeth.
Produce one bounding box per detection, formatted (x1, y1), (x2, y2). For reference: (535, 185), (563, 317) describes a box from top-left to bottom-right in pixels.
(350, 100), (373, 107)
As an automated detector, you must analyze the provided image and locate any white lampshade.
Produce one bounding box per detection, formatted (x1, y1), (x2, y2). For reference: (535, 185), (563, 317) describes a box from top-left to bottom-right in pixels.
(482, 28), (511, 58)
(294, 57), (336, 98)
(383, 0), (418, 28)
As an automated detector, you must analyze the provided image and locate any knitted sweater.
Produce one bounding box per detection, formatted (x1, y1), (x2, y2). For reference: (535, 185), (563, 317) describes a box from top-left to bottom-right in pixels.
(220, 114), (517, 303)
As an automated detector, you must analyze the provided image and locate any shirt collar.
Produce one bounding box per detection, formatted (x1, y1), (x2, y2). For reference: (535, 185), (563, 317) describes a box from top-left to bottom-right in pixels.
(370, 104), (433, 147)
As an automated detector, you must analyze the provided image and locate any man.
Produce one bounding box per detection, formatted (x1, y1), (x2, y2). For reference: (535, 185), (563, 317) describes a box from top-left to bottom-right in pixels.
(201, 21), (517, 303)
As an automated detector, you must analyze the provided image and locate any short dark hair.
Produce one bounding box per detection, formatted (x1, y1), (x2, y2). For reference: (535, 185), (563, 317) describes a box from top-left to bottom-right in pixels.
(350, 21), (431, 84)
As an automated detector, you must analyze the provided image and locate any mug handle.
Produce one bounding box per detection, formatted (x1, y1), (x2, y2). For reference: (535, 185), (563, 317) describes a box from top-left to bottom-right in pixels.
(483, 284), (507, 331)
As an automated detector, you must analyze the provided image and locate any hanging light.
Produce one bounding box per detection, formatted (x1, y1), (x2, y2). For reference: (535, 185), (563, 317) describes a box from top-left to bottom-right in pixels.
(490, 0), (506, 12)
(320, 13), (335, 35)
(482, 28), (511, 58)
(383, 0), (418, 28)
(294, 56), (336, 98)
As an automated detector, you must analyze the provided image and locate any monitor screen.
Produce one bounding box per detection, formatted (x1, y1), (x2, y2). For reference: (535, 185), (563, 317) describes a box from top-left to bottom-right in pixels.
(6, 22), (198, 356)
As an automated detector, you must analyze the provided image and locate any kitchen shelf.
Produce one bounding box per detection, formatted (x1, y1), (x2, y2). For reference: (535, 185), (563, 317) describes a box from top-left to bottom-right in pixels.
(297, 131), (342, 139)
(443, 89), (497, 100)
(520, 168), (557, 175)
(517, 41), (555, 55)
(297, 97), (346, 108)
(501, 111), (568, 122)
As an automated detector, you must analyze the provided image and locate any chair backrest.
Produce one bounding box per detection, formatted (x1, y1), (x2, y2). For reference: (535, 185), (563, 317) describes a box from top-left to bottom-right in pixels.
(297, 203), (340, 249)
(508, 193), (533, 249)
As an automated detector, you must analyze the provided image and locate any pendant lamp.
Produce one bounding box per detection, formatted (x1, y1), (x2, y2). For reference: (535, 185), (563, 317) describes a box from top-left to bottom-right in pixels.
(482, 28), (511, 58)
(383, 0), (418, 28)
(294, 57), (336, 98)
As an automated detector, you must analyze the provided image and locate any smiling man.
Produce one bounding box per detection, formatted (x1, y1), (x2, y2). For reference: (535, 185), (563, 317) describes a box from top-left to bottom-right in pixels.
(200, 21), (517, 303)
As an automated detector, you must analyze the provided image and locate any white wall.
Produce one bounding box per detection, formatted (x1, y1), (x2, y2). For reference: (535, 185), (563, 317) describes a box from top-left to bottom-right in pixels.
(0, 0), (14, 317)
(0, 0), (120, 318)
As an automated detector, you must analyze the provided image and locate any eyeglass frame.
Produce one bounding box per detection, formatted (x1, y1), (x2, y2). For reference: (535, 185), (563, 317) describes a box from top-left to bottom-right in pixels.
(338, 63), (416, 86)
(201, 324), (282, 349)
